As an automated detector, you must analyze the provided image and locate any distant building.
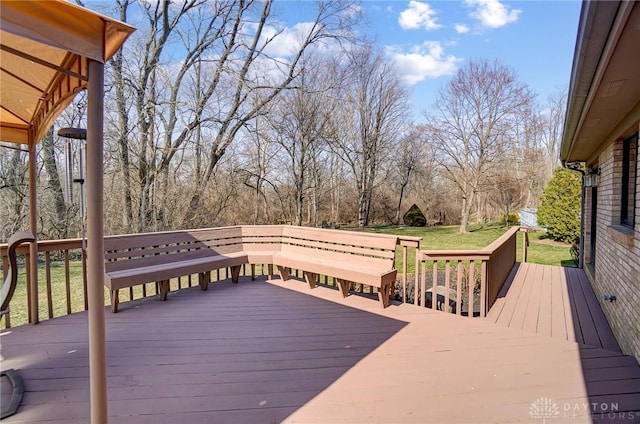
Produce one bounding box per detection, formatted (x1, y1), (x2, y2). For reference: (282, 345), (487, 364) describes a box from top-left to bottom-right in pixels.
(561, 2), (639, 361)
(518, 208), (543, 231)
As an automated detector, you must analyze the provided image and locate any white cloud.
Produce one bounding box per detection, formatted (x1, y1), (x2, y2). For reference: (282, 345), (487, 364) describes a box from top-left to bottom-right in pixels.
(455, 24), (470, 34)
(388, 42), (460, 85)
(465, 0), (521, 28)
(399, 1), (442, 31)
(341, 4), (363, 19)
(260, 22), (318, 57)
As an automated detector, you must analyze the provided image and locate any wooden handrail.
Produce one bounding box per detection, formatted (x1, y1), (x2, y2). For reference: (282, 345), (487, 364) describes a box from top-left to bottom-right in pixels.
(415, 226), (521, 318)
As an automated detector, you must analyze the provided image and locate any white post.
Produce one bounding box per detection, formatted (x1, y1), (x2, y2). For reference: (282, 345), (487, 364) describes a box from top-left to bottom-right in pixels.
(86, 59), (108, 423)
(28, 143), (39, 324)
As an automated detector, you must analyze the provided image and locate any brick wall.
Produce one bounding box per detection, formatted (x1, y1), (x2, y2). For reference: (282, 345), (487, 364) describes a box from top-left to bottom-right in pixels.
(585, 132), (640, 362)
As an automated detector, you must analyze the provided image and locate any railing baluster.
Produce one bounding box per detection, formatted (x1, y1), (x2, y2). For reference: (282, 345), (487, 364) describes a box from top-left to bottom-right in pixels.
(480, 260), (487, 317)
(468, 261), (475, 318)
(444, 260), (450, 313)
(64, 250), (71, 314)
(25, 253), (31, 322)
(420, 260), (427, 307)
(2, 255), (8, 282)
(415, 249), (420, 306)
(430, 260), (437, 309)
(45, 252), (53, 318)
(82, 249), (88, 311)
(1, 252), (9, 326)
(418, 257), (425, 306)
(402, 245), (407, 303)
(456, 261), (462, 316)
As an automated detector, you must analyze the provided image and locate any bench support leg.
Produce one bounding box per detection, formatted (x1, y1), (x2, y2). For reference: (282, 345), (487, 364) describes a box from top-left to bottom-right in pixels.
(377, 284), (390, 308)
(159, 280), (170, 301)
(198, 272), (210, 291)
(251, 264), (256, 281)
(277, 266), (290, 281)
(110, 290), (119, 313)
(268, 264), (273, 280)
(337, 279), (351, 298)
(303, 272), (318, 289)
(230, 265), (241, 284)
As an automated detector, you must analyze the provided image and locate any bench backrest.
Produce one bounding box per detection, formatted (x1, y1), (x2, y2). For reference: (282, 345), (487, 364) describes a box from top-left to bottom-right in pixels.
(280, 226), (398, 268)
(240, 225), (284, 253)
(104, 225), (399, 272)
(104, 227), (243, 272)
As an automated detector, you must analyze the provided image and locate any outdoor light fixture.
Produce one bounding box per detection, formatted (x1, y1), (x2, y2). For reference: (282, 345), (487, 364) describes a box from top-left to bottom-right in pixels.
(584, 167), (599, 187)
(57, 127), (87, 140)
(58, 127), (87, 253)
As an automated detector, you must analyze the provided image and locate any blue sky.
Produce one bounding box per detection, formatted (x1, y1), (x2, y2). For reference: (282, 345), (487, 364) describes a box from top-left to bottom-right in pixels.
(274, 0), (582, 119)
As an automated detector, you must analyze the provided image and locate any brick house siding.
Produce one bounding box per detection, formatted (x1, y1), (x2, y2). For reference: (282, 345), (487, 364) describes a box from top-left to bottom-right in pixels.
(584, 130), (640, 361)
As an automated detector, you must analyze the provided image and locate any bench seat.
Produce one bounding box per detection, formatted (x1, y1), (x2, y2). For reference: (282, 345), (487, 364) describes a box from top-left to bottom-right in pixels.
(273, 253), (396, 288)
(104, 225), (400, 311)
(273, 252), (397, 307)
(105, 252), (247, 290)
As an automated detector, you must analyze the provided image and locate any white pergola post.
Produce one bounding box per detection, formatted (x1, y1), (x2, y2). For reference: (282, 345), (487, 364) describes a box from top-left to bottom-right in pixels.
(28, 143), (39, 324)
(86, 59), (108, 424)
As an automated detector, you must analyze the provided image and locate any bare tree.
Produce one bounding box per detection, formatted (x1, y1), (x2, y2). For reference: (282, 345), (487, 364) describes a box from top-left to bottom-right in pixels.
(238, 106), (281, 225)
(0, 146), (28, 239)
(179, 0), (359, 227)
(41, 128), (69, 239)
(540, 89), (567, 178)
(426, 59), (535, 233)
(268, 55), (335, 226)
(331, 46), (409, 228)
(392, 127), (426, 225)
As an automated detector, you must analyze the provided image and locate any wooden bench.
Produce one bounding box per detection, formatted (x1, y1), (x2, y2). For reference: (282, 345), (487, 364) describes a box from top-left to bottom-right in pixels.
(272, 226), (398, 308)
(104, 227), (246, 312)
(104, 225), (399, 311)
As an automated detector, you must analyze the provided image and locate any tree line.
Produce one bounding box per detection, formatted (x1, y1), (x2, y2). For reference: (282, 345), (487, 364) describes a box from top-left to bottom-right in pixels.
(0, 0), (565, 241)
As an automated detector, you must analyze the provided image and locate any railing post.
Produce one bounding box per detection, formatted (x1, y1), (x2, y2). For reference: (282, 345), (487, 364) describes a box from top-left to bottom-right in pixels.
(521, 228), (529, 263)
(395, 237), (421, 304)
(402, 245), (407, 303)
(480, 260), (487, 318)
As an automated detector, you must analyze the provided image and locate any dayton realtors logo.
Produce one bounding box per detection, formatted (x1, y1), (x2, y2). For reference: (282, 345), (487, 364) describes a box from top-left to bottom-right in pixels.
(529, 397), (559, 423)
(529, 397), (638, 421)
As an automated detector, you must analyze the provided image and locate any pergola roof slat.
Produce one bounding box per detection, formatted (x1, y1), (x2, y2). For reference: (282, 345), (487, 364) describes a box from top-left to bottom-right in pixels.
(0, 0), (135, 145)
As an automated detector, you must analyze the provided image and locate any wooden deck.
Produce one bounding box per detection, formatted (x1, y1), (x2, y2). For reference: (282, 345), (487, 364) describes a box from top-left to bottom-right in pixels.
(1, 272), (639, 423)
(486, 263), (621, 351)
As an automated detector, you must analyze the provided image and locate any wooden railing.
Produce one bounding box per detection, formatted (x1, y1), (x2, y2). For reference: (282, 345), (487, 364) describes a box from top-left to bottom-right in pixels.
(414, 227), (525, 318)
(1, 230), (422, 328)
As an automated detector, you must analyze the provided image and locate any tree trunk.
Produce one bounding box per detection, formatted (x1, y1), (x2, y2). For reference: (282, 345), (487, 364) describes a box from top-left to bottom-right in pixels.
(460, 196), (470, 233)
(42, 128), (68, 238)
(395, 181), (408, 225)
(113, 2), (133, 233)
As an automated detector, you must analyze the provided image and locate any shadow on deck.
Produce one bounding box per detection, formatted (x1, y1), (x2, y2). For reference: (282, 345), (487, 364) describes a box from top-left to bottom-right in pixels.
(0, 280), (407, 423)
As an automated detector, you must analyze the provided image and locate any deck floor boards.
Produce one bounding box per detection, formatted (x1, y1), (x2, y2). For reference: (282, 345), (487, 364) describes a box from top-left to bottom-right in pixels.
(487, 263), (622, 352)
(1, 271), (639, 423)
